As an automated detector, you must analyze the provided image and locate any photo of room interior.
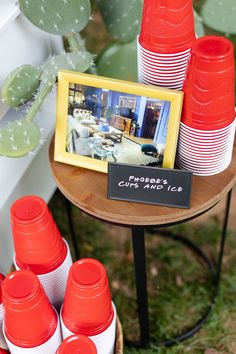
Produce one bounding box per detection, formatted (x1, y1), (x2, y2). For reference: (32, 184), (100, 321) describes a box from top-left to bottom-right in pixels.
(66, 82), (171, 167)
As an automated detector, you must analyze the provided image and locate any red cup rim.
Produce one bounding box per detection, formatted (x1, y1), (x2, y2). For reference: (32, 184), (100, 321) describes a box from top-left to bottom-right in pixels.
(138, 46), (191, 60)
(11, 196), (47, 224)
(139, 52), (190, 64)
(180, 119), (236, 132)
(193, 35), (234, 61)
(140, 70), (186, 79)
(140, 67), (187, 74)
(141, 80), (183, 90)
(56, 335), (97, 354)
(178, 133), (234, 145)
(176, 157), (231, 169)
(138, 39), (192, 57)
(176, 154), (228, 165)
(176, 158), (231, 169)
(14, 239), (68, 275)
(139, 33), (196, 54)
(176, 154), (231, 166)
(141, 77), (184, 85)
(181, 116), (235, 128)
(179, 132), (234, 143)
(141, 79), (183, 89)
(139, 59), (189, 69)
(178, 139), (233, 152)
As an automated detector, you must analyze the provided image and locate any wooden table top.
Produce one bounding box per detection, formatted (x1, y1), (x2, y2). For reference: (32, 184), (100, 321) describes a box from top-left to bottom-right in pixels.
(49, 138), (236, 226)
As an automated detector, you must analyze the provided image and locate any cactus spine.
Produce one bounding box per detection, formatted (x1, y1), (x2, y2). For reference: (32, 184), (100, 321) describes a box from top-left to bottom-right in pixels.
(19, 0), (91, 35)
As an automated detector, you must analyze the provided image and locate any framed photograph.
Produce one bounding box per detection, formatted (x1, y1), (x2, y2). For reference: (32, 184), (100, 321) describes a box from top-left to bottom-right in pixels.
(54, 71), (183, 173)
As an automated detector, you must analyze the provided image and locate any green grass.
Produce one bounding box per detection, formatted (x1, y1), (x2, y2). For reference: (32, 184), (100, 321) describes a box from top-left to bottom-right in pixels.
(49, 190), (236, 354)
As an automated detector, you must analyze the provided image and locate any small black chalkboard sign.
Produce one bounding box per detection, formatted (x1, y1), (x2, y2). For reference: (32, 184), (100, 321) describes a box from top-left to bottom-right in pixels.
(107, 163), (192, 208)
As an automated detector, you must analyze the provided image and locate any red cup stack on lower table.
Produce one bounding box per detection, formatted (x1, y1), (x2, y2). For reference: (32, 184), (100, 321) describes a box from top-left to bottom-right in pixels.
(138, 0), (196, 90)
(176, 36), (236, 175)
(2, 270), (62, 353)
(60, 258), (116, 354)
(11, 196), (73, 309)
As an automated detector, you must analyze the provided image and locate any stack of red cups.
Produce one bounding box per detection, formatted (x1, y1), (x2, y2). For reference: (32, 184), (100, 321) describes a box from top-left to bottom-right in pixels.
(0, 274), (7, 351)
(138, 0), (196, 90)
(2, 270), (62, 353)
(176, 36), (236, 175)
(60, 259), (116, 354)
(57, 335), (97, 354)
(11, 196), (73, 309)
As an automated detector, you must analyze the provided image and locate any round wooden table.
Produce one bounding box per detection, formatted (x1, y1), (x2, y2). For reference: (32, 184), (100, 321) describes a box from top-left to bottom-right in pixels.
(49, 138), (236, 347)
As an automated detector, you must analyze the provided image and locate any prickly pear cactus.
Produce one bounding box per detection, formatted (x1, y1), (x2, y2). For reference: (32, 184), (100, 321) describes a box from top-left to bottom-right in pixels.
(1, 65), (41, 108)
(0, 120), (40, 157)
(96, 0), (143, 43)
(19, 0), (91, 35)
(97, 39), (138, 81)
(41, 50), (94, 83)
(201, 0), (236, 34)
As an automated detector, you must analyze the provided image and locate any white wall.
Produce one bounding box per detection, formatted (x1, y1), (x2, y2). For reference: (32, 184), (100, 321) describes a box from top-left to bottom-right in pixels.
(0, 2), (63, 273)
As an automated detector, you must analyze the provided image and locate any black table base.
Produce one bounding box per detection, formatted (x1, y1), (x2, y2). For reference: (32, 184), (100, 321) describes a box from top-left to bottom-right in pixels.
(129, 189), (232, 348)
(62, 188), (232, 349)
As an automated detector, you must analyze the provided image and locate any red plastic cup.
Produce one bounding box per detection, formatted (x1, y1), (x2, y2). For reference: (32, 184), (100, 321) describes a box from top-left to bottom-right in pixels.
(62, 258), (114, 336)
(182, 36), (235, 128)
(56, 335), (97, 354)
(188, 35), (234, 72)
(139, 0), (196, 53)
(2, 270), (58, 348)
(0, 350), (9, 353)
(11, 196), (67, 274)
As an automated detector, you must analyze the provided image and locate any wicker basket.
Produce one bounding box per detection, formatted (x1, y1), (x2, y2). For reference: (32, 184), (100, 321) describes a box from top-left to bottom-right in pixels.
(115, 316), (123, 354)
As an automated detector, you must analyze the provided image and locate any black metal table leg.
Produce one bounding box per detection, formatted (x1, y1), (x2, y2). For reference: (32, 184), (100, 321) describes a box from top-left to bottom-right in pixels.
(128, 190), (232, 348)
(213, 188), (232, 293)
(131, 226), (150, 348)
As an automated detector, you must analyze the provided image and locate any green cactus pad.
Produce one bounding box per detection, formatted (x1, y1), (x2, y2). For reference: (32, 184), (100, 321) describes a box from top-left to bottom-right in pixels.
(0, 120), (40, 157)
(97, 39), (138, 82)
(1, 65), (41, 108)
(96, 0), (143, 43)
(194, 10), (205, 38)
(201, 0), (236, 34)
(19, 0), (91, 35)
(41, 50), (94, 83)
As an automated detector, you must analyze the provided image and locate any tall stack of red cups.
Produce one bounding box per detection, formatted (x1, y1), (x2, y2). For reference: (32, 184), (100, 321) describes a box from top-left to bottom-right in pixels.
(138, 0), (196, 90)
(60, 259), (116, 354)
(2, 270), (62, 353)
(0, 274), (7, 351)
(56, 335), (97, 354)
(11, 196), (73, 309)
(176, 36), (236, 175)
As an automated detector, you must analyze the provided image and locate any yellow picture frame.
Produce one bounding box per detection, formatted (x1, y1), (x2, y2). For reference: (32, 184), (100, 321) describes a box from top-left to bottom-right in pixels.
(55, 71), (183, 173)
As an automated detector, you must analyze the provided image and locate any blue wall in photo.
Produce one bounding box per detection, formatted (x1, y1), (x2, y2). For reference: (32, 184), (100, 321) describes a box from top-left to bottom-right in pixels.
(153, 101), (171, 145)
